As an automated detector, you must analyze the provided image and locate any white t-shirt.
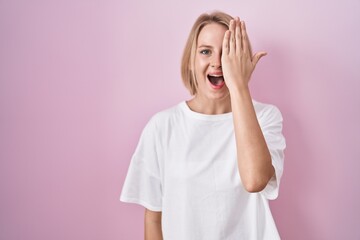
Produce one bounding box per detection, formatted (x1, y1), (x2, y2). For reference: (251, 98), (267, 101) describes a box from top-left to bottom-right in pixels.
(120, 100), (286, 240)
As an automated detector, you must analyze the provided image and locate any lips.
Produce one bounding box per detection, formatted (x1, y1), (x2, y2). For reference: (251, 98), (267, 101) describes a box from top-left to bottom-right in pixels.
(207, 74), (225, 88)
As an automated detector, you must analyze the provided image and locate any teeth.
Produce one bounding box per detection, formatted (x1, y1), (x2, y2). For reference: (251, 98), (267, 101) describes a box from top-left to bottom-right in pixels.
(208, 74), (225, 86)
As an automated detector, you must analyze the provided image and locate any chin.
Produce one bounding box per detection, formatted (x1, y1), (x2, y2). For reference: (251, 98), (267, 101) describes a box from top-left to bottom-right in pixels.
(206, 90), (230, 101)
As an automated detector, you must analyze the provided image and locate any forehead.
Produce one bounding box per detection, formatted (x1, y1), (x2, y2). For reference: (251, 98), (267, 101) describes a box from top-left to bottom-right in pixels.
(197, 23), (228, 45)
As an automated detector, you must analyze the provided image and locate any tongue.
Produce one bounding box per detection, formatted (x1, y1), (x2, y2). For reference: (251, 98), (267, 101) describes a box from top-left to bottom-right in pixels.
(208, 76), (224, 86)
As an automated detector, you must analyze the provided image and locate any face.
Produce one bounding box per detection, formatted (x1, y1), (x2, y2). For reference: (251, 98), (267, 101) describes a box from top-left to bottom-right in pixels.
(193, 23), (229, 101)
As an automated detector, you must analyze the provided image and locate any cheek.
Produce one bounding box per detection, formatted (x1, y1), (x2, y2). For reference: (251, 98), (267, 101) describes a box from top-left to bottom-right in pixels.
(195, 55), (208, 71)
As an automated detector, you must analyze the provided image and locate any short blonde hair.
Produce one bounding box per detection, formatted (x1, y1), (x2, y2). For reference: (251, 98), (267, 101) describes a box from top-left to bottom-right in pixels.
(181, 11), (233, 95)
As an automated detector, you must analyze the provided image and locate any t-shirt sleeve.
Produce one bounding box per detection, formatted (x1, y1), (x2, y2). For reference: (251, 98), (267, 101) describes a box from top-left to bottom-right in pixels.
(120, 117), (162, 211)
(259, 105), (286, 200)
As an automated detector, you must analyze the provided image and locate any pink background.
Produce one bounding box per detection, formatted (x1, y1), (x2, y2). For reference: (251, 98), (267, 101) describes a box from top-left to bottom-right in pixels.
(1, 0), (359, 239)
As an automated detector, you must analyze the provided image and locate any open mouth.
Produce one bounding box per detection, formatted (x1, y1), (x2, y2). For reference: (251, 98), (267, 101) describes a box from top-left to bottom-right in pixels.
(207, 74), (225, 88)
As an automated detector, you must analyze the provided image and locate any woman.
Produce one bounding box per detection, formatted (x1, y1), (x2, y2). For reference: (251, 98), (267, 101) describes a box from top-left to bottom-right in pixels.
(120, 11), (286, 240)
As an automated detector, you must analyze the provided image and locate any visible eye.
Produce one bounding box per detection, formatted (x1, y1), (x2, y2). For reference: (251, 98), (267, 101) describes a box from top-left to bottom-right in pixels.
(200, 49), (211, 55)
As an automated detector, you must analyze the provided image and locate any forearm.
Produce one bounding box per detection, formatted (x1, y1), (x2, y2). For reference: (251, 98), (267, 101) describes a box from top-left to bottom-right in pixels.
(230, 86), (274, 192)
(145, 209), (163, 240)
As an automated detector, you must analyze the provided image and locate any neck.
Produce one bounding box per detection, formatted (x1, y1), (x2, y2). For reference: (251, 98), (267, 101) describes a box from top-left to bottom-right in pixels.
(186, 95), (231, 115)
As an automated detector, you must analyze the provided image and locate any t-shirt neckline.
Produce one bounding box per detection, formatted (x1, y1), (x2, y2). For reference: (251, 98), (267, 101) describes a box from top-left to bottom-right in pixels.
(179, 101), (233, 121)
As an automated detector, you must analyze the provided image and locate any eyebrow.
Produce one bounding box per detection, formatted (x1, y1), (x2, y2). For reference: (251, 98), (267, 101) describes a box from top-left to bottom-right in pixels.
(198, 45), (213, 49)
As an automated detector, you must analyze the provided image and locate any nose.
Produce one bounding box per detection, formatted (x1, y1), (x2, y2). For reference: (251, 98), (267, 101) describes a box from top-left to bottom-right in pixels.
(211, 54), (221, 68)
(211, 62), (221, 68)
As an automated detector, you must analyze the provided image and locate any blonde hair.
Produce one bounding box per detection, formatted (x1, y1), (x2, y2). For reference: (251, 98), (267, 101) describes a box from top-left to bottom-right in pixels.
(181, 11), (233, 95)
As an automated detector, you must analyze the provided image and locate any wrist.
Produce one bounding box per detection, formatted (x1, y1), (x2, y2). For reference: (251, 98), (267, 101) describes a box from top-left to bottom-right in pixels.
(228, 83), (250, 96)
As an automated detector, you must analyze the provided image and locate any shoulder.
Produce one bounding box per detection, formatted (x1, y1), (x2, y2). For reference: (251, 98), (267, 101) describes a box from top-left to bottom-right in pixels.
(144, 102), (184, 131)
(252, 99), (283, 123)
(150, 102), (182, 123)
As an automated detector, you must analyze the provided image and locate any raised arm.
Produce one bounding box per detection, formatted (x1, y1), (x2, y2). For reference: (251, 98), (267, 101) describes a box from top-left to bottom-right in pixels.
(222, 17), (274, 192)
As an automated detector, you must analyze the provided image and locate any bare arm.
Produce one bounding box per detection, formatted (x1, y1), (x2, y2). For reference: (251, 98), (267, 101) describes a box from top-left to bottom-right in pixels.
(230, 87), (274, 192)
(222, 18), (274, 192)
(144, 208), (163, 240)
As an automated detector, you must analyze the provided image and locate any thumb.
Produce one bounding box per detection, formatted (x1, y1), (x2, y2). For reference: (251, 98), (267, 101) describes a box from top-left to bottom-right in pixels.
(252, 51), (267, 66)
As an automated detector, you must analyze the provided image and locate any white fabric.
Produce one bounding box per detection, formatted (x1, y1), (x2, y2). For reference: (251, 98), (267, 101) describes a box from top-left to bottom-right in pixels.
(120, 100), (286, 240)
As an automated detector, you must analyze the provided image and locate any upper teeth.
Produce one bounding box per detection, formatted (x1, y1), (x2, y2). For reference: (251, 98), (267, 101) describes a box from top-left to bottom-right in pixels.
(209, 75), (223, 77)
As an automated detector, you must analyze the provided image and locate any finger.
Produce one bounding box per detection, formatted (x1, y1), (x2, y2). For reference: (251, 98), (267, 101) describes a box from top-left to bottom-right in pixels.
(229, 19), (236, 54)
(241, 21), (251, 57)
(252, 52), (267, 66)
(222, 30), (230, 55)
(244, 22), (253, 56)
(235, 17), (242, 54)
